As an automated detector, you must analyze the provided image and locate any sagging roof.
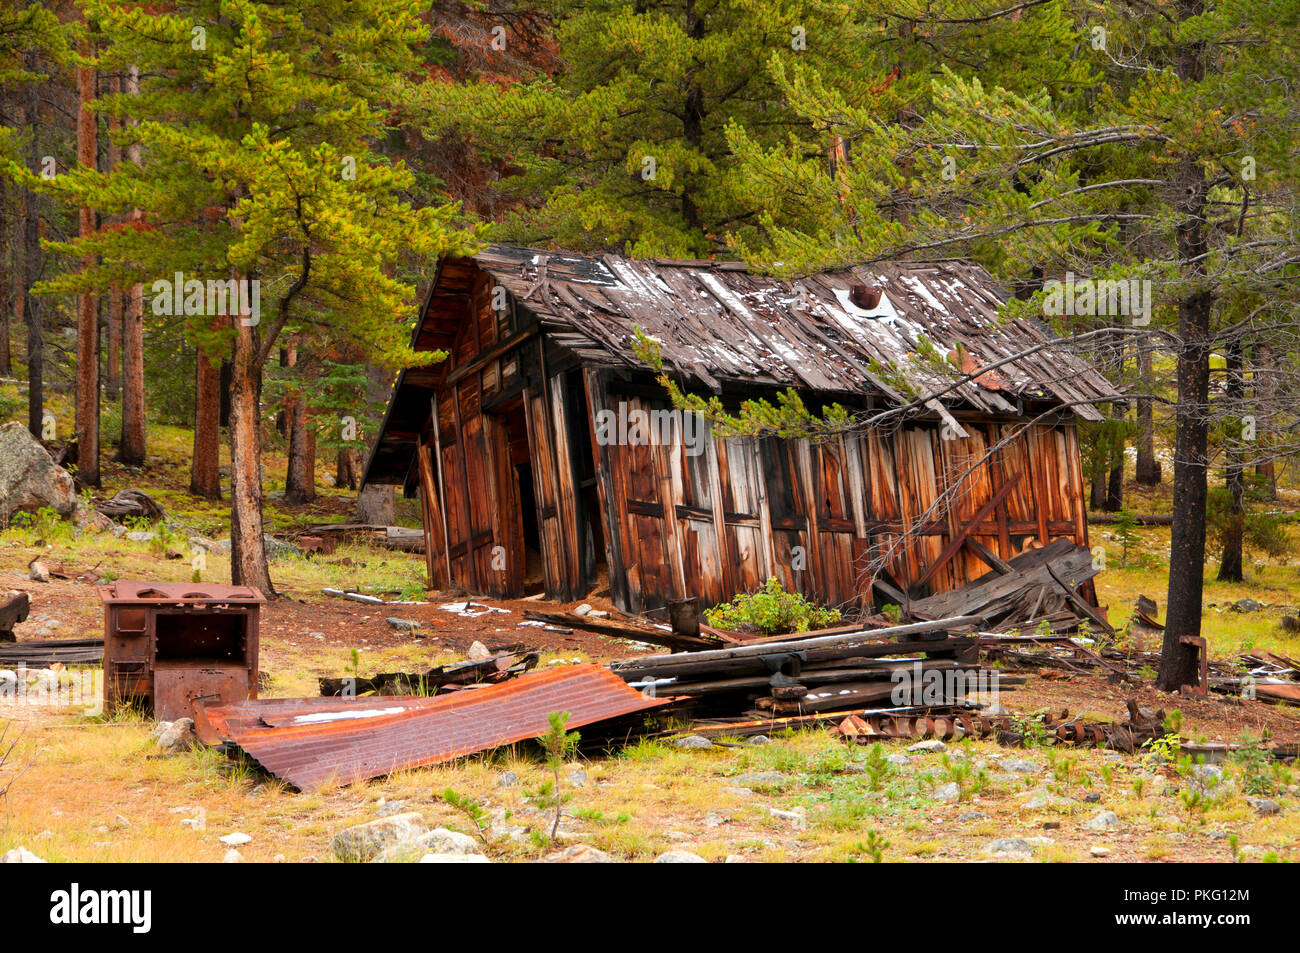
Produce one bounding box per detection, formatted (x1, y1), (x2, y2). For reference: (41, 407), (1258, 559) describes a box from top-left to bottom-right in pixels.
(469, 244), (1115, 412)
(362, 244), (1118, 487)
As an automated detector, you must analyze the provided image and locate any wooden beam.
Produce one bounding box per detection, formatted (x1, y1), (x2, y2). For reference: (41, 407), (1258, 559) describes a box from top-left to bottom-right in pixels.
(915, 473), (1022, 589)
(964, 537), (1013, 575)
(444, 325), (539, 388)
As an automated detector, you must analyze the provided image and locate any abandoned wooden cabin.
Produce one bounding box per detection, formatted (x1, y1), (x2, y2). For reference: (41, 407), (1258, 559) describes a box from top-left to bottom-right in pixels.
(361, 244), (1118, 616)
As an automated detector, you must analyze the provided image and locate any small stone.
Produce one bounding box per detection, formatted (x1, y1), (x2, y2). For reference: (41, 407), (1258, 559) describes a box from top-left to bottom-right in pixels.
(28, 560), (50, 583)
(219, 832), (252, 847)
(1083, 810), (1120, 831)
(376, 800), (408, 817)
(419, 853), (490, 863)
(1246, 797), (1281, 816)
(566, 767), (588, 787)
(1043, 821), (1061, 830)
(769, 807), (807, 831)
(674, 735), (715, 750)
(572, 604), (593, 616)
(748, 735), (770, 746)
(932, 782), (960, 802)
(654, 850), (707, 863)
(222, 849), (243, 863)
(908, 739), (947, 753)
(331, 813), (426, 863)
(412, 827), (481, 857)
(496, 771), (519, 788)
(587, 609), (608, 618)
(385, 617), (420, 632)
(1231, 598), (1261, 613)
(156, 718), (197, 753)
(466, 641), (491, 661)
(887, 753), (912, 767)
(1081, 792), (1102, 804)
(1090, 846), (1112, 857)
(1022, 795), (1066, 811)
(998, 758), (1043, 774)
(734, 771), (785, 789)
(701, 813), (728, 828)
(540, 844), (612, 863)
(983, 837), (1034, 858)
(957, 811), (988, 822)
(0, 847), (45, 863)
(724, 854), (746, 863)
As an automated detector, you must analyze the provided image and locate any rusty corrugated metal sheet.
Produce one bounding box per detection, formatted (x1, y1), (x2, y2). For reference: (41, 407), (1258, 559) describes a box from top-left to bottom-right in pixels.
(196, 664), (668, 791)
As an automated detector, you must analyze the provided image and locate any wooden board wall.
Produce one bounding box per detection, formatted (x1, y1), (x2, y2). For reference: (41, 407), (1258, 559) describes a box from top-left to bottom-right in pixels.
(581, 373), (1091, 615)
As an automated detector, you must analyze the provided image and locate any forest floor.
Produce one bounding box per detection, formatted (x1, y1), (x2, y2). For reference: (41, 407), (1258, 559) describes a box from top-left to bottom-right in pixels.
(2, 420), (1300, 862)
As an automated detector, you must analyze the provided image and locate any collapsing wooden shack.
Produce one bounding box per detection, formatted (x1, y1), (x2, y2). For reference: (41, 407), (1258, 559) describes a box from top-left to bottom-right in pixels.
(362, 245), (1118, 616)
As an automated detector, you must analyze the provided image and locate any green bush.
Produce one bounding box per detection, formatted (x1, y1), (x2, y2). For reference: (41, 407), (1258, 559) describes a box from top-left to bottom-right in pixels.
(704, 576), (841, 635)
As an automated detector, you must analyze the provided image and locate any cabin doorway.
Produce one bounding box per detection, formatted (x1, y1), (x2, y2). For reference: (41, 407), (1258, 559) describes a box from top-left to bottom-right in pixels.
(491, 398), (545, 597)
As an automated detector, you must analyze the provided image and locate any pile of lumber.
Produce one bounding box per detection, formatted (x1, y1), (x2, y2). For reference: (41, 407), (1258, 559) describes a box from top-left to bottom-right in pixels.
(0, 638), (103, 667)
(299, 523), (425, 553)
(902, 537), (1110, 636)
(319, 648), (538, 696)
(611, 615), (1020, 719)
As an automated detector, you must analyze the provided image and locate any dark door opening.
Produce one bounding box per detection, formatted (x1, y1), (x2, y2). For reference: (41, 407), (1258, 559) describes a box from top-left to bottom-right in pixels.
(564, 369), (608, 596)
(495, 398), (545, 595)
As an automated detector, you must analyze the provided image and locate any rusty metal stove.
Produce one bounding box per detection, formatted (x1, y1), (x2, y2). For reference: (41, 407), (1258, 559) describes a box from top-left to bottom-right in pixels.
(99, 580), (265, 720)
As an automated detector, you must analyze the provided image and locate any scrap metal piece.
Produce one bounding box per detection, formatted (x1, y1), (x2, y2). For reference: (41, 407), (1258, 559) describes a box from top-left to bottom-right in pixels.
(197, 664), (669, 791)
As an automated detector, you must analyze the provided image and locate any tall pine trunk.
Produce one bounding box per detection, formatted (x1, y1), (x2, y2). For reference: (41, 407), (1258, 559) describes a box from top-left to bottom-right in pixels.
(0, 176), (10, 378)
(283, 343), (316, 505)
(1135, 337), (1160, 484)
(228, 287), (273, 596)
(75, 52), (100, 486)
(190, 318), (223, 498)
(104, 76), (122, 401)
(1217, 335), (1245, 582)
(117, 66), (146, 467)
(21, 58), (43, 440)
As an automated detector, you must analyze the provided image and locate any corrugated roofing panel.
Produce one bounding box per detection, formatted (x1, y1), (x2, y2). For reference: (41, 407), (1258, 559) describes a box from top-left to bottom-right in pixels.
(197, 664), (668, 791)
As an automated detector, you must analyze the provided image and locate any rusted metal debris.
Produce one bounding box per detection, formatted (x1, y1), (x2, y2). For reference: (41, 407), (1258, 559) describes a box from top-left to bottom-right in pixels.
(834, 699), (1168, 753)
(318, 648), (539, 696)
(197, 664), (669, 791)
(100, 580), (264, 720)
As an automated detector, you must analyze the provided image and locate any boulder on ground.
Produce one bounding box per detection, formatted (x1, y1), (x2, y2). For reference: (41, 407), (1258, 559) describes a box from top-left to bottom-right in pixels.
(331, 813), (426, 863)
(0, 422), (75, 522)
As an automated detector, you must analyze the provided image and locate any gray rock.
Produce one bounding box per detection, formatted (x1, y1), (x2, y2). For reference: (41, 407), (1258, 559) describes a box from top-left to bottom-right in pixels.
(957, 811), (988, 822)
(219, 832), (252, 847)
(734, 771), (785, 789)
(385, 617), (421, 632)
(0, 422), (76, 520)
(376, 800), (408, 817)
(908, 739), (947, 753)
(1022, 795), (1067, 811)
(1082, 810), (1121, 831)
(222, 849), (243, 863)
(748, 735), (770, 746)
(496, 771), (519, 788)
(1231, 598), (1261, 613)
(673, 735), (715, 750)
(0, 846), (46, 863)
(412, 828), (481, 857)
(28, 560), (49, 583)
(467, 641), (491, 661)
(1090, 846), (1112, 857)
(331, 812), (426, 862)
(155, 718), (197, 753)
(932, 782), (961, 802)
(126, 531), (156, 543)
(540, 844), (612, 863)
(566, 767), (588, 787)
(654, 850), (707, 863)
(769, 807), (807, 831)
(1081, 792), (1102, 804)
(998, 758), (1043, 774)
(983, 838), (1034, 858)
(701, 813), (728, 828)
(886, 753), (912, 767)
(1246, 797), (1281, 816)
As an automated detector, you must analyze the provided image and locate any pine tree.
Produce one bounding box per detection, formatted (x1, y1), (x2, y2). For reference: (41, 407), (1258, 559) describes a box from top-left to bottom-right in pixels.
(416, 0), (875, 257)
(721, 0), (1300, 689)
(16, 0), (478, 594)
